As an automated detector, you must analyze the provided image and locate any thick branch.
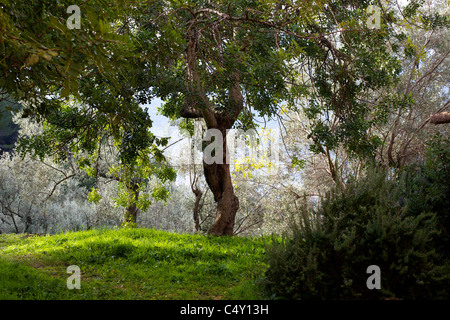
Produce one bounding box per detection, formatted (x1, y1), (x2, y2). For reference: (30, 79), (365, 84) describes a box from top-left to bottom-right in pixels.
(430, 112), (450, 124)
(184, 35), (218, 128)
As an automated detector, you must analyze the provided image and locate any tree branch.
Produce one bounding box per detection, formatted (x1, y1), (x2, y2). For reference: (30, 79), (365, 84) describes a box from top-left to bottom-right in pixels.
(430, 111), (450, 124)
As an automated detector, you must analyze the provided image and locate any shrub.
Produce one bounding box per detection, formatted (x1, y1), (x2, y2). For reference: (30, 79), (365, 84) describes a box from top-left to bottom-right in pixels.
(399, 132), (450, 261)
(264, 168), (449, 300)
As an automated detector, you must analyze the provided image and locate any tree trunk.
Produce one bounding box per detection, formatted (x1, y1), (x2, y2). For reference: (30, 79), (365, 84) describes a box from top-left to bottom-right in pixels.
(124, 202), (139, 225)
(203, 127), (239, 236)
(182, 34), (243, 236)
(208, 185), (239, 235)
(192, 187), (202, 233)
(123, 180), (139, 226)
(204, 163), (239, 236)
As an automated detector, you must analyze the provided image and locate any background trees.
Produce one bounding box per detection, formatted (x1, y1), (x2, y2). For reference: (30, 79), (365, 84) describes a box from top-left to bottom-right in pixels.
(0, 0), (177, 225)
(374, 0), (450, 168)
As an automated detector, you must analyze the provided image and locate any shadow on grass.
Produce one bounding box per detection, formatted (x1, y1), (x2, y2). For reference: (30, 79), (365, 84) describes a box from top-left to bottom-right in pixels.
(0, 258), (71, 299)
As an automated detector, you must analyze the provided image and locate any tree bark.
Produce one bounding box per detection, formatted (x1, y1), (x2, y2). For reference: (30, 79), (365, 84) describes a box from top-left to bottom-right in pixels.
(180, 32), (244, 235)
(124, 180), (140, 225)
(430, 112), (450, 124)
(203, 126), (239, 236)
(192, 186), (202, 232)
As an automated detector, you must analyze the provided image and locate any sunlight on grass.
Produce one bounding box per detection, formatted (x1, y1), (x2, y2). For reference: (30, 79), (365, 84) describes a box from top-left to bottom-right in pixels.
(0, 228), (270, 300)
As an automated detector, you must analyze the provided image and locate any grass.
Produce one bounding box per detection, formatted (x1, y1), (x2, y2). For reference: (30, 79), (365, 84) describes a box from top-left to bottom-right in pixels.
(0, 228), (270, 300)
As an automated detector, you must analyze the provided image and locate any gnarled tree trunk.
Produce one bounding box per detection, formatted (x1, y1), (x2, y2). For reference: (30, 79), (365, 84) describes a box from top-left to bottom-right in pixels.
(181, 34), (243, 236)
(203, 126), (239, 236)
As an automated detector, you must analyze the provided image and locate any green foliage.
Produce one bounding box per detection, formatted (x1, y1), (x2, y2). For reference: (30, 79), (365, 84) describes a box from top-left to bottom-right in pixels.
(1, 0), (175, 222)
(264, 168), (449, 300)
(291, 155), (306, 171)
(121, 218), (138, 229)
(142, 0), (402, 158)
(87, 188), (101, 205)
(399, 132), (450, 261)
(0, 0), (132, 102)
(147, 0), (294, 123)
(302, 1), (403, 160)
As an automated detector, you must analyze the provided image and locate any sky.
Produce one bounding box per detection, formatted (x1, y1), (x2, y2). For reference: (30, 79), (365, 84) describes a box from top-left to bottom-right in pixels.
(144, 97), (280, 159)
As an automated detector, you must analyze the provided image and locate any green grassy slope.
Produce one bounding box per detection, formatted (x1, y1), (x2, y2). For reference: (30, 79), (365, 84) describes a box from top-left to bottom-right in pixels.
(0, 228), (269, 300)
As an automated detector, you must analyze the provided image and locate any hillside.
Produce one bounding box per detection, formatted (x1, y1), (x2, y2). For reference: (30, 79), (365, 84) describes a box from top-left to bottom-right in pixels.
(0, 228), (269, 300)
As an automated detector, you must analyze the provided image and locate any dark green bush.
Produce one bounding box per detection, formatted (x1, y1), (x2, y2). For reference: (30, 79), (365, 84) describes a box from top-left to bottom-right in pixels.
(399, 132), (450, 261)
(264, 168), (449, 300)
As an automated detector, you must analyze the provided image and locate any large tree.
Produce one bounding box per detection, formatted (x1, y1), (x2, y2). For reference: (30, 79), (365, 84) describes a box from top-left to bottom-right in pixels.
(133, 0), (402, 235)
